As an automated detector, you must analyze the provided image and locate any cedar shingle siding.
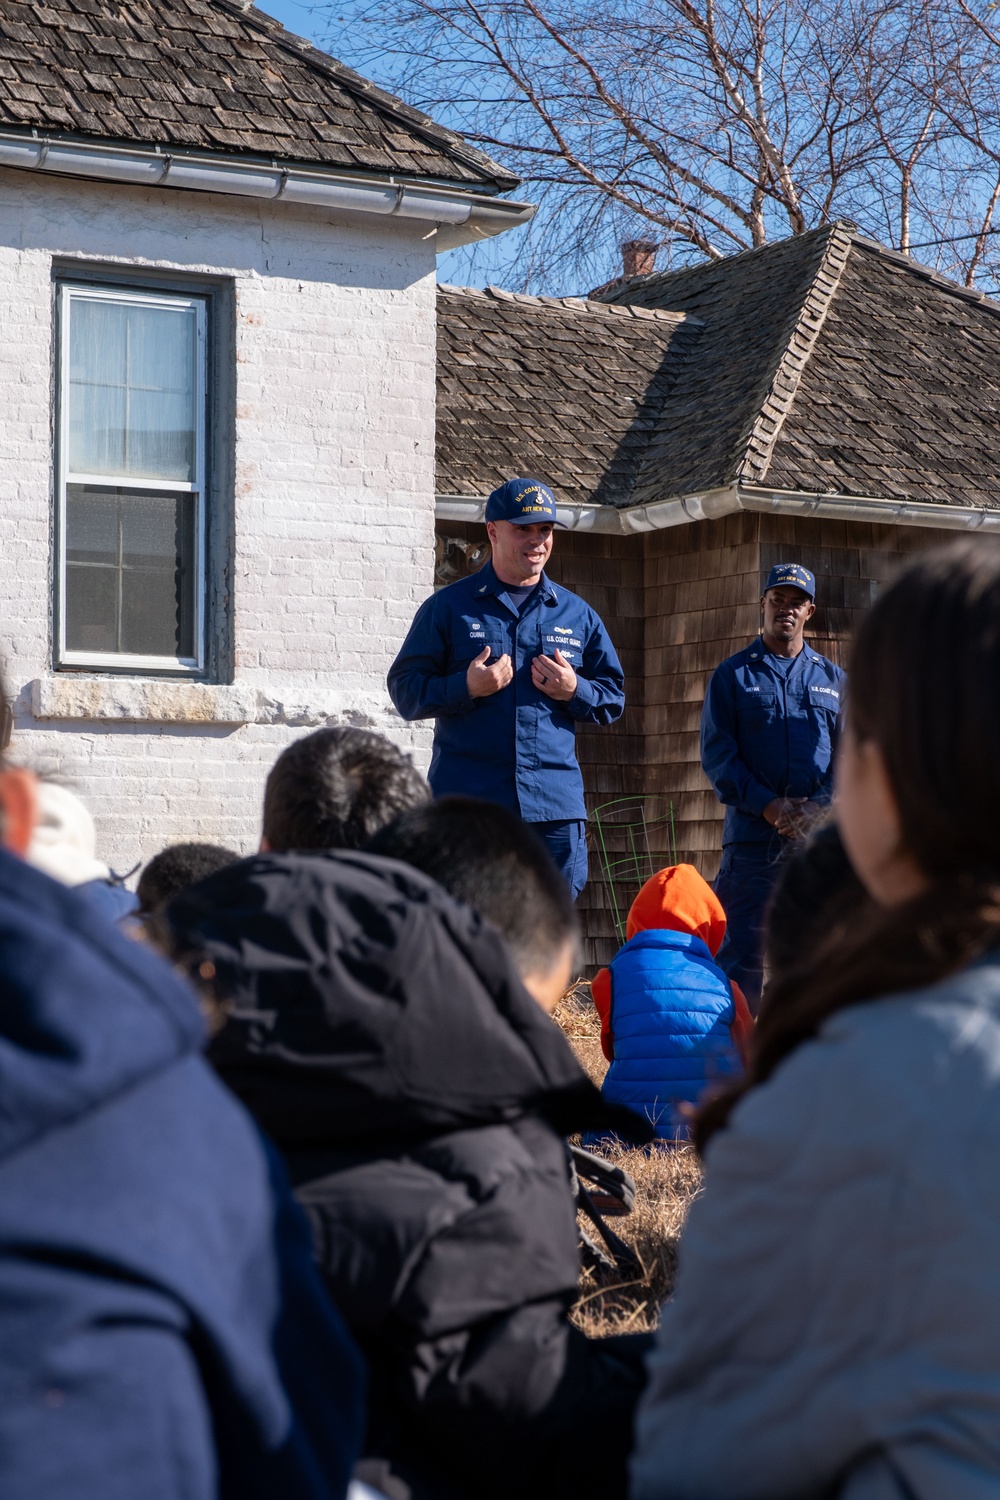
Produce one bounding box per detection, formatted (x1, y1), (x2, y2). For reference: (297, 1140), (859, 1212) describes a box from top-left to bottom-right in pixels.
(0, 0), (515, 188)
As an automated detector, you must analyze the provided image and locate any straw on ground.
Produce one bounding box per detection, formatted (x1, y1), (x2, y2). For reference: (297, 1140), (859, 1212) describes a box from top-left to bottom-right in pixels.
(553, 983), (702, 1336)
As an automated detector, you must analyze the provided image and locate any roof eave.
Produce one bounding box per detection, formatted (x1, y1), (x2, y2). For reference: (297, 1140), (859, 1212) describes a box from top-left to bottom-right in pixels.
(216, 0), (521, 194)
(436, 483), (1000, 534)
(0, 128), (535, 244)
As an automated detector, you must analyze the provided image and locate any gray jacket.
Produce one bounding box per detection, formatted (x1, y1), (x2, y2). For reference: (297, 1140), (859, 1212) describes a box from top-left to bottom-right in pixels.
(631, 955), (1000, 1500)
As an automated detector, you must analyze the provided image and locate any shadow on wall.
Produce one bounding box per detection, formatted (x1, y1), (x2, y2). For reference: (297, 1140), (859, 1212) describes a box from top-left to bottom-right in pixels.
(9, 169), (435, 293)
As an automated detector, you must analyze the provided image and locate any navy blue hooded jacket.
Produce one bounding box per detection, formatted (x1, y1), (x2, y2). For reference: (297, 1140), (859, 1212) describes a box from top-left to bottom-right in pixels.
(0, 848), (364, 1500)
(387, 562), (625, 820)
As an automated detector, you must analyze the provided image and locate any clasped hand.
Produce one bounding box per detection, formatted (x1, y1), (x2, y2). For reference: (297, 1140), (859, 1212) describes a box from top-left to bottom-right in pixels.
(467, 646), (513, 698)
(466, 647), (578, 702)
(531, 649), (577, 701)
(763, 796), (825, 838)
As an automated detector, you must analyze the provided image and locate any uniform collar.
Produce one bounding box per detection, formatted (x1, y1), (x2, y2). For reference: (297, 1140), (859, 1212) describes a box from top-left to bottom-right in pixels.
(747, 636), (822, 666)
(473, 561), (558, 607)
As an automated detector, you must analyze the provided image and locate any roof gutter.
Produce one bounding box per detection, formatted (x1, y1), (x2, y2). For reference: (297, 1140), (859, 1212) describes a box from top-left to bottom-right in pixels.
(437, 483), (1000, 534)
(0, 130), (535, 249)
(436, 494), (622, 532)
(737, 483), (1000, 531)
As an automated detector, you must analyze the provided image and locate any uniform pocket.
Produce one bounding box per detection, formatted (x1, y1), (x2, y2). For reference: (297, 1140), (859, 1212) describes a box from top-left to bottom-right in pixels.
(807, 684), (842, 716)
(541, 627), (583, 666)
(737, 689), (777, 734)
(460, 615), (509, 665)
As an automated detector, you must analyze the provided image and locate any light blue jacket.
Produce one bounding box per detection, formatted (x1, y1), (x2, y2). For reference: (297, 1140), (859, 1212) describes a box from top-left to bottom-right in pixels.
(632, 954), (1000, 1499)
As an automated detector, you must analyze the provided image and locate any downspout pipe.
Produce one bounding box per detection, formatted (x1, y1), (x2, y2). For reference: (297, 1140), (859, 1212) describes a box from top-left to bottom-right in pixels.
(0, 130), (536, 245)
(436, 485), (1000, 535)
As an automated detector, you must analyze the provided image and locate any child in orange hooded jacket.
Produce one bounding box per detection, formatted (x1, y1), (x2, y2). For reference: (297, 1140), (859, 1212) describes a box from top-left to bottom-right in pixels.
(592, 864), (753, 1143)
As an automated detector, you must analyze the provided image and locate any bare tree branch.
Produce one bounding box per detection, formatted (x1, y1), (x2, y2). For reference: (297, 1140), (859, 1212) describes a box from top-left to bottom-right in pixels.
(321, 0), (1000, 289)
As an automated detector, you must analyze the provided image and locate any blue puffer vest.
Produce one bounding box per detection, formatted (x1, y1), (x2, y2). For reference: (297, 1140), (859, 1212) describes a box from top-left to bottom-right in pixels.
(601, 929), (742, 1141)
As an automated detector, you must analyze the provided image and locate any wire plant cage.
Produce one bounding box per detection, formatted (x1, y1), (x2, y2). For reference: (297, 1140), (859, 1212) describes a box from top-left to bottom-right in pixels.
(588, 795), (679, 947)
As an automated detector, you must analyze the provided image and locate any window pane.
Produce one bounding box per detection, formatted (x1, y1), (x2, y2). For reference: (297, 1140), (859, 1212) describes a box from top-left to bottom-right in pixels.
(66, 484), (118, 564)
(65, 563), (118, 655)
(121, 492), (196, 658)
(68, 298), (198, 481)
(65, 485), (196, 659)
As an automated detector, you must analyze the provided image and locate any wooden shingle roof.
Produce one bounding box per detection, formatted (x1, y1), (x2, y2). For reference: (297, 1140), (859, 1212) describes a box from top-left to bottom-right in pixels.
(0, 0), (516, 190)
(438, 224), (1000, 511)
(437, 285), (701, 505)
(596, 226), (846, 505)
(763, 242), (1000, 507)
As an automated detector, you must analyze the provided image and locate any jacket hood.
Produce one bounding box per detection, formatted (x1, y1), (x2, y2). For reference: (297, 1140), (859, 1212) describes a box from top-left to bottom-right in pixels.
(626, 863), (727, 954)
(168, 850), (652, 1148)
(0, 848), (206, 1165)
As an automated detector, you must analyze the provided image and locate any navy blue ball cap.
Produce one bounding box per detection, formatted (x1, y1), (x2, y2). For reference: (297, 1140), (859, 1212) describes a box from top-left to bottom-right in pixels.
(485, 477), (561, 526)
(764, 563), (816, 598)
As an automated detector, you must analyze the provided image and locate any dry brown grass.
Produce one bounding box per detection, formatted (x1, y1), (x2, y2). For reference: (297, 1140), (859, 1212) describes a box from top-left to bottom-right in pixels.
(553, 982), (703, 1336)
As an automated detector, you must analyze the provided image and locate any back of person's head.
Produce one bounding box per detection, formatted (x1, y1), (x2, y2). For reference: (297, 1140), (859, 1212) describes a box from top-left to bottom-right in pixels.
(367, 795), (580, 1009)
(697, 540), (1000, 1151)
(764, 824), (868, 976)
(163, 847), (641, 1147)
(262, 727), (428, 853)
(625, 863), (727, 955)
(137, 842), (241, 916)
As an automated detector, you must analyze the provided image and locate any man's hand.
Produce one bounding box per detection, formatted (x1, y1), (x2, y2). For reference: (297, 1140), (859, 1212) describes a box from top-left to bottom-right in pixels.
(788, 799), (826, 837)
(532, 649), (578, 702)
(467, 646), (513, 699)
(763, 797), (824, 838)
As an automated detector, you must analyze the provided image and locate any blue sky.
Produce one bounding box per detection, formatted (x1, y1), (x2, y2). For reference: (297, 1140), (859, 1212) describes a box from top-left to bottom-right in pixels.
(252, 0), (531, 288)
(255, 0), (326, 44)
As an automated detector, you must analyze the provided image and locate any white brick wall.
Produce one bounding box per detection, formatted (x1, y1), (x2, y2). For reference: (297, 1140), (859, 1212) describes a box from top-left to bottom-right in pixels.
(0, 167), (436, 874)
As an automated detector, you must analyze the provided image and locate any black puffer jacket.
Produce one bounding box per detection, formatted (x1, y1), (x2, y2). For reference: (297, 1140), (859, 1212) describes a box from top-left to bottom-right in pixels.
(168, 851), (651, 1499)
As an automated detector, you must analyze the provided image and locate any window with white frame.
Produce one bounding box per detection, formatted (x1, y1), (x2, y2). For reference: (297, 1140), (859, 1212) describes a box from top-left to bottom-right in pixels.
(57, 284), (207, 672)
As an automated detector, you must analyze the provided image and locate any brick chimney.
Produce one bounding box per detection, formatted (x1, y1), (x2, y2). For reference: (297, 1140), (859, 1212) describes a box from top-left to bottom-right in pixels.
(622, 239), (657, 278)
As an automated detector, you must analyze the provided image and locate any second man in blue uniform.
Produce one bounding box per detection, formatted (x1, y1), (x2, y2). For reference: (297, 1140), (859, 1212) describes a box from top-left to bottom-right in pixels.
(388, 478), (625, 899)
(700, 563), (845, 1010)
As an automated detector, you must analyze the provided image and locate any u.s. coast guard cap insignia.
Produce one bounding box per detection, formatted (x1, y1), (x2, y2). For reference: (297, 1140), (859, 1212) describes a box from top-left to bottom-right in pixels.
(484, 477), (562, 526)
(763, 563), (816, 598)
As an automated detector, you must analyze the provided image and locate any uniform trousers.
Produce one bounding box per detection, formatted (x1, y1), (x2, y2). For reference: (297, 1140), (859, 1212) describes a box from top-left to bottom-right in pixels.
(531, 819), (589, 902)
(713, 832), (789, 1015)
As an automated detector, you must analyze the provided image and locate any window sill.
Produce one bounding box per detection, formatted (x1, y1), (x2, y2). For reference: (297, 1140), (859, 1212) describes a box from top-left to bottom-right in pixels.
(29, 677), (374, 729)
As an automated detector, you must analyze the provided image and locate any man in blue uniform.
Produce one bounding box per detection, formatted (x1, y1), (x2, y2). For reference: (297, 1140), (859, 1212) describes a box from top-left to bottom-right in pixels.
(700, 563), (845, 1011)
(388, 477), (625, 899)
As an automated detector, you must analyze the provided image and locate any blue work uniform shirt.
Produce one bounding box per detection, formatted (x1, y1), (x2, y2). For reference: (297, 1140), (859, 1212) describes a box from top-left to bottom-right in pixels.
(700, 637), (846, 845)
(387, 561), (625, 821)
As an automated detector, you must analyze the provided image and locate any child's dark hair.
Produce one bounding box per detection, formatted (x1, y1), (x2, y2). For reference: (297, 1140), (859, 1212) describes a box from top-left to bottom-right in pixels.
(367, 794), (581, 981)
(137, 842), (241, 915)
(263, 728), (429, 853)
(764, 823), (868, 978)
(696, 540), (1000, 1152)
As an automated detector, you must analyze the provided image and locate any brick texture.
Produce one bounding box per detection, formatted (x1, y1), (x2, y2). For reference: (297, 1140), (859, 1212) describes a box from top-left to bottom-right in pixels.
(0, 167), (435, 875)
